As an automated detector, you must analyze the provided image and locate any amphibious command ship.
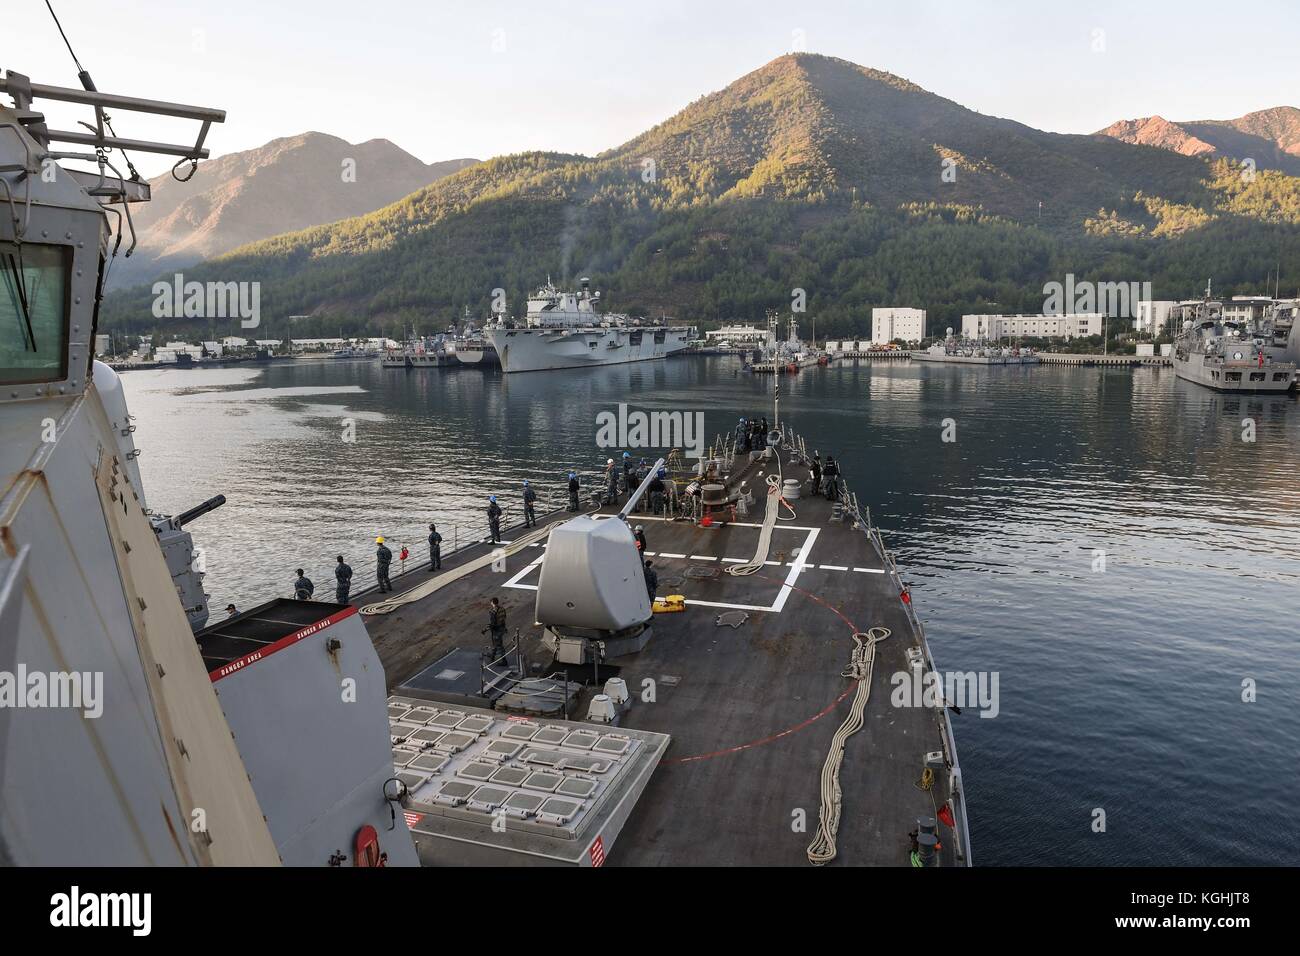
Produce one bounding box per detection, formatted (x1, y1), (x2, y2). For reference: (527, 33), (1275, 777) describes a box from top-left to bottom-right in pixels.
(486, 278), (692, 373)
(0, 70), (968, 867)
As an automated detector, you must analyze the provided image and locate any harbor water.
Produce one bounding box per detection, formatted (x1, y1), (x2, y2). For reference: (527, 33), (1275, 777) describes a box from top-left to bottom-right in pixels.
(122, 356), (1300, 866)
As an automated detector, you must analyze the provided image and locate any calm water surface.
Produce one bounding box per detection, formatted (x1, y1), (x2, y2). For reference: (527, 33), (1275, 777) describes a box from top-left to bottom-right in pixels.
(122, 356), (1300, 866)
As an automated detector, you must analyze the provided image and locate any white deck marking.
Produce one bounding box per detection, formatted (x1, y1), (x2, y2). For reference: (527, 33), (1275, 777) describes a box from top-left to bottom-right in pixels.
(502, 551), (546, 590)
(771, 528), (819, 613)
(658, 552), (687, 559)
(853, 567), (885, 574)
(819, 564), (848, 571)
(690, 555), (718, 561)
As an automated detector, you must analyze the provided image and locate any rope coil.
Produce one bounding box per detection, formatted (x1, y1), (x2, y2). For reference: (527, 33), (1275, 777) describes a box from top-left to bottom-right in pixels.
(807, 625), (891, 866)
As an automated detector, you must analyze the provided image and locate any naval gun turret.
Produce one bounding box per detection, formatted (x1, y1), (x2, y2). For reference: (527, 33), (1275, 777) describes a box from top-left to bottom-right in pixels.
(150, 493), (225, 631)
(537, 458), (664, 669)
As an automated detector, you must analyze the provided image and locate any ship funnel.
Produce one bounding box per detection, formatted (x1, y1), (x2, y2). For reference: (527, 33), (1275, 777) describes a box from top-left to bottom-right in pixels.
(580, 277), (591, 290)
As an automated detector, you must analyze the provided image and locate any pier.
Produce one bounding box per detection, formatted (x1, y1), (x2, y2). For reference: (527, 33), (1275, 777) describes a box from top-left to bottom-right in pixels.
(1036, 353), (1171, 367)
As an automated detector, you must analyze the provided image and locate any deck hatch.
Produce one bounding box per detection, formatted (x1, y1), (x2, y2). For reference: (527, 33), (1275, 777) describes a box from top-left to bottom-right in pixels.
(469, 786), (511, 811)
(410, 753), (450, 774)
(503, 792), (544, 816)
(457, 715), (495, 735)
(593, 734), (632, 756)
(429, 710), (467, 729)
(501, 721), (540, 741)
(562, 730), (600, 750)
(397, 770), (429, 791)
(435, 731), (477, 753)
(483, 740), (524, 761)
(523, 771), (564, 793)
(409, 727), (446, 746)
(433, 780), (477, 806)
(533, 726), (569, 745)
(537, 797), (583, 825)
(456, 761), (498, 781)
(557, 777), (597, 798)
(490, 766), (530, 786)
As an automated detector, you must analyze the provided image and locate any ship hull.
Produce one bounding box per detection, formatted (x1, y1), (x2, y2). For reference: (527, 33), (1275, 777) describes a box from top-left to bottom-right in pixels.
(487, 326), (691, 373)
(1172, 354), (1296, 392)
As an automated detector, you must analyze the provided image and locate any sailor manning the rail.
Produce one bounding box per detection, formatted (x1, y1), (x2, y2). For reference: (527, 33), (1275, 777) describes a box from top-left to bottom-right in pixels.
(522, 480), (537, 527)
(428, 524), (443, 570)
(487, 496), (503, 543)
(604, 459), (619, 506)
(648, 469), (665, 515)
(293, 569), (314, 600)
(823, 456), (840, 501)
(485, 597), (507, 660)
(375, 537), (393, 593)
(567, 471), (580, 511)
(335, 555), (353, 604)
(643, 560), (658, 603)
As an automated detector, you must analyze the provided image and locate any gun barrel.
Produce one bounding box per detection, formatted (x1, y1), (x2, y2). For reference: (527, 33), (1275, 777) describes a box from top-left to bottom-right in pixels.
(176, 494), (227, 527)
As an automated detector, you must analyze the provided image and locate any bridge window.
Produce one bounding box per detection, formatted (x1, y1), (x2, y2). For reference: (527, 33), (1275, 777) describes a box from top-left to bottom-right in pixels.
(1, 242), (70, 385)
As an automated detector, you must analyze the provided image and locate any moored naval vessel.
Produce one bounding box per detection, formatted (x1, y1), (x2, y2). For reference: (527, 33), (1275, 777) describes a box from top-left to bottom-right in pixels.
(912, 328), (1039, 365)
(447, 309), (500, 367)
(486, 277), (692, 373)
(1171, 288), (1297, 393)
(1, 66), (969, 868)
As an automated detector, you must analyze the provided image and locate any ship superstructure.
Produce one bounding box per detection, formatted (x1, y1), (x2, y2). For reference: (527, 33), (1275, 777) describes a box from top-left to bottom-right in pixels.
(0, 68), (416, 866)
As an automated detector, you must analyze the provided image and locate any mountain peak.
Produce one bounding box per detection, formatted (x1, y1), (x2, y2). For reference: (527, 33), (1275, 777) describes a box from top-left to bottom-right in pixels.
(108, 135), (478, 288)
(1098, 106), (1300, 172)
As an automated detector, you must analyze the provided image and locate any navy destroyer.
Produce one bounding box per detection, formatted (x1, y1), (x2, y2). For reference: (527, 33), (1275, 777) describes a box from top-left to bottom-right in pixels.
(1, 62), (968, 866)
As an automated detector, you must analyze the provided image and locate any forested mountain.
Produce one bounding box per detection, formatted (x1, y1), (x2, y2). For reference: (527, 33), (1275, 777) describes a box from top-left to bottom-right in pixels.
(107, 133), (477, 289)
(101, 55), (1300, 341)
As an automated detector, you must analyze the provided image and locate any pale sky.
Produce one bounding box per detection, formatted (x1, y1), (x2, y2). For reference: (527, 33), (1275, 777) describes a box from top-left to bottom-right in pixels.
(6, 0), (1299, 177)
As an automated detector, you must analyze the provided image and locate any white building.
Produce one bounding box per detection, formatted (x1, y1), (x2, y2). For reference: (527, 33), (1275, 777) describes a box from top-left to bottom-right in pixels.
(961, 313), (1103, 341)
(704, 324), (770, 347)
(1222, 296), (1275, 323)
(1134, 301), (1176, 336)
(872, 307), (926, 345)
